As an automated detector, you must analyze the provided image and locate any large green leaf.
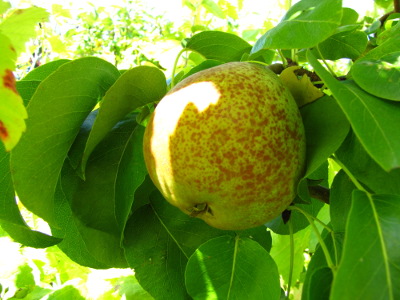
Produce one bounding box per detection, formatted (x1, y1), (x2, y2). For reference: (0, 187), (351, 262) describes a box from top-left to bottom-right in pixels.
(300, 95), (349, 177)
(10, 57), (120, 225)
(185, 235), (281, 300)
(331, 191), (400, 300)
(316, 30), (368, 60)
(71, 115), (146, 236)
(361, 35), (400, 61)
(307, 50), (400, 171)
(351, 52), (400, 101)
(52, 161), (126, 269)
(16, 60), (71, 107)
(74, 66), (166, 176)
(251, 0), (342, 51)
(22, 59), (70, 81)
(335, 131), (400, 195)
(16, 80), (41, 106)
(0, 143), (61, 248)
(297, 92), (350, 202)
(186, 31), (252, 62)
(329, 170), (356, 233)
(123, 191), (271, 299)
(123, 203), (190, 300)
(308, 267), (333, 300)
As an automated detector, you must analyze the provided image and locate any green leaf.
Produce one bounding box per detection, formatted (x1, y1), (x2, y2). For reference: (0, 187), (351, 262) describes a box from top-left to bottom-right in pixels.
(11, 57), (120, 225)
(340, 7), (359, 25)
(47, 285), (85, 300)
(181, 59), (223, 80)
(16, 80), (41, 106)
(185, 235), (281, 300)
(0, 33), (27, 151)
(16, 60), (71, 107)
(374, 0), (393, 9)
(335, 130), (400, 196)
(76, 66), (166, 176)
(302, 232), (343, 300)
(123, 204), (190, 300)
(251, 0), (342, 51)
(52, 162), (127, 269)
(307, 50), (400, 171)
(269, 227), (311, 286)
(0, 7), (49, 55)
(331, 191), (400, 300)
(351, 52), (400, 101)
(300, 95), (350, 177)
(308, 267), (333, 300)
(124, 190), (271, 298)
(201, 0), (225, 19)
(361, 35), (400, 61)
(186, 31), (252, 62)
(316, 30), (368, 60)
(0, 143), (62, 248)
(0, 1), (11, 14)
(329, 170), (356, 233)
(22, 59), (70, 81)
(71, 115), (146, 236)
(265, 198), (324, 235)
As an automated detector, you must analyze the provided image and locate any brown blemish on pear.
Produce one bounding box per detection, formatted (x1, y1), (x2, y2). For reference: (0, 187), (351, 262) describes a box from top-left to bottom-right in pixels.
(143, 62), (306, 230)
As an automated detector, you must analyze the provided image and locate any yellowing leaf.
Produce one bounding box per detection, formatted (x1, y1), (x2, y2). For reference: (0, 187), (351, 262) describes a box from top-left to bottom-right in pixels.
(0, 34), (27, 151)
(0, 6), (49, 55)
(280, 66), (324, 107)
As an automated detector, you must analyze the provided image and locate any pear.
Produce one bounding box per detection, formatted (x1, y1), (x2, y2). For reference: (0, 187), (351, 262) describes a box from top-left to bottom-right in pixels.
(143, 62), (306, 230)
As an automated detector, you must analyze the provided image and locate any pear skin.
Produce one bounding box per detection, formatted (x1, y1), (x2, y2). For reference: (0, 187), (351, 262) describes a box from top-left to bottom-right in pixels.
(143, 62), (306, 230)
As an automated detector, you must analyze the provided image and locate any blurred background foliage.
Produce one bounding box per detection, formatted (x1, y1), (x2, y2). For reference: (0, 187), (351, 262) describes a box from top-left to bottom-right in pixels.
(0, 0), (390, 299)
(5, 0), (384, 78)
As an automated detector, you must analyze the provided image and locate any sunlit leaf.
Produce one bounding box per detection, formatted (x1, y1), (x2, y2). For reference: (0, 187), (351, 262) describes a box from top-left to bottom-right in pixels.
(280, 66), (324, 107)
(11, 57), (120, 225)
(0, 33), (27, 151)
(252, 0), (342, 51)
(0, 144), (62, 248)
(270, 227), (311, 285)
(186, 31), (252, 62)
(316, 30), (368, 60)
(185, 235), (281, 300)
(76, 66), (166, 176)
(351, 52), (400, 101)
(331, 191), (400, 300)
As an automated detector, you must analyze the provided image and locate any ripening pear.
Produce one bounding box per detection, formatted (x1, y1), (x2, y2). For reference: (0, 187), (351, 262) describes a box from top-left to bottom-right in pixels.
(143, 62), (306, 230)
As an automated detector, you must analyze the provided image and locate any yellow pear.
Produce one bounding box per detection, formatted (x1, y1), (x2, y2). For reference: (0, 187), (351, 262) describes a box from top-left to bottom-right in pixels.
(143, 62), (306, 230)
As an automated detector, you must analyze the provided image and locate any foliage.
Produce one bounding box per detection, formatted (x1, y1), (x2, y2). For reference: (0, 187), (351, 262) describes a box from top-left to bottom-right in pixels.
(1, 0), (400, 299)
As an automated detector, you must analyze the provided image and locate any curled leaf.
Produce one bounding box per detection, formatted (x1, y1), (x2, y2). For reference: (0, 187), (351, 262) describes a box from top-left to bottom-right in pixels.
(280, 66), (324, 107)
